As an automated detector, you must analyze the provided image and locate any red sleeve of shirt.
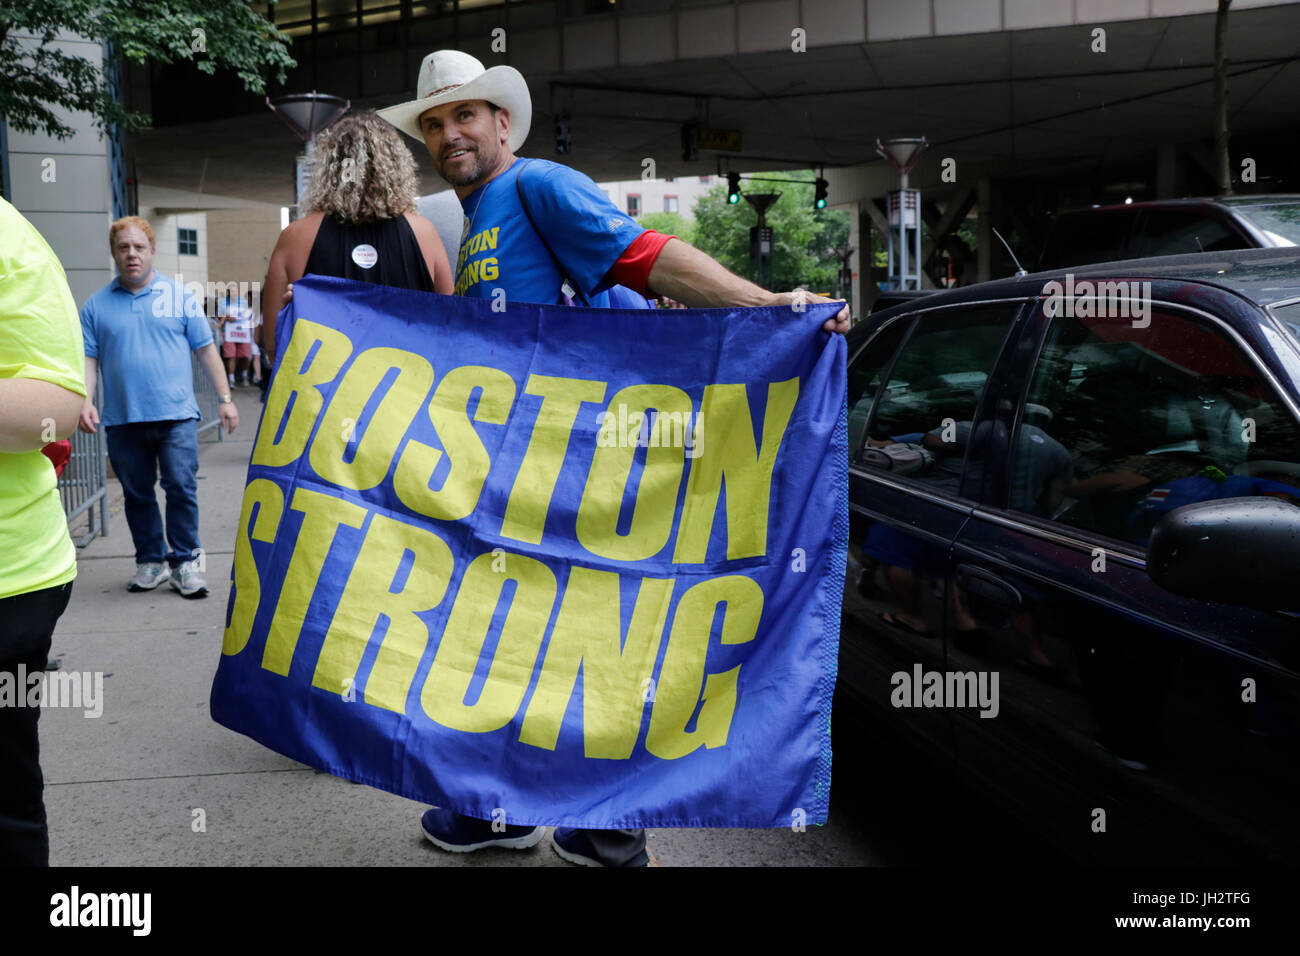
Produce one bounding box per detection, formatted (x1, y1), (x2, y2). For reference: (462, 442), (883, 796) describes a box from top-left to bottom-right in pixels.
(604, 230), (676, 296)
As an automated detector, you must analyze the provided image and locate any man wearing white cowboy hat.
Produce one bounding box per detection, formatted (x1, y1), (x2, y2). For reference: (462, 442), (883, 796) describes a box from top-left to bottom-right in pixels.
(379, 50), (851, 326)
(379, 49), (849, 867)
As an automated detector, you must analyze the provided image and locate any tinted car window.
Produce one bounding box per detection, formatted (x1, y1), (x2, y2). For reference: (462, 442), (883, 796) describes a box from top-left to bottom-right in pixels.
(1136, 210), (1248, 257)
(861, 304), (1017, 496)
(1270, 300), (1300, 341)
(1011, 303), (1300, 547)
(847, 318), (911, 461)
(1039, 209), (1139, 270)
(1231, 202), (1300, 245)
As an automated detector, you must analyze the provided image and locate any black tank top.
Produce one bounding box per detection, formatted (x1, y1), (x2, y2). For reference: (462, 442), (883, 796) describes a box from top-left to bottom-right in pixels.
(304, 214), (435, 292)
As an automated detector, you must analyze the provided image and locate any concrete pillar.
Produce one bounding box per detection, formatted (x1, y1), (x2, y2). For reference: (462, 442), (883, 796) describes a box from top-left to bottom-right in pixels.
(854, 201), (880, 317)
(848, 200), (862, 321)
(1156, 143), (1180, 199)
(976, 178), (992, 284)
(5, 33), (113, 307)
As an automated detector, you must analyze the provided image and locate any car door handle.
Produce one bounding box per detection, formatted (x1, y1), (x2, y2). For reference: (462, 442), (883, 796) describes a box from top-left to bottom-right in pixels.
(955, 565), (1022, 611)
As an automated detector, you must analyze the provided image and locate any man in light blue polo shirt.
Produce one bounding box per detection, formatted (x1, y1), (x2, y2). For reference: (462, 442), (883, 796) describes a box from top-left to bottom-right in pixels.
(78, 216), (238, 597)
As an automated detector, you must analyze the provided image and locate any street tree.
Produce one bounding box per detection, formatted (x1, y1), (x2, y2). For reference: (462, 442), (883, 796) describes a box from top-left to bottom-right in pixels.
(637, 210), (694, 247)
(691, 170), (850, 293)
(0, 0), (295, 141)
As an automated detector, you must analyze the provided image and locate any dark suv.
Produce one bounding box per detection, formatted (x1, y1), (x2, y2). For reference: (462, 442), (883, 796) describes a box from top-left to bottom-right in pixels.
(1038, 196), (1300, 271)
(842, 247), (1300, 864)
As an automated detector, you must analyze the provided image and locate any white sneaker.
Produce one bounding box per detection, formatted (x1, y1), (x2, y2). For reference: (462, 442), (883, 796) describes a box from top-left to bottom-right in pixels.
(170, 558), (208, 599)
(128, 562), (171, 592)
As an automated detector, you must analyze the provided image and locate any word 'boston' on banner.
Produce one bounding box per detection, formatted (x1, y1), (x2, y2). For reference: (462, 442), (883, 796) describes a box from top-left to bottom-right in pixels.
(210, 275), (847, 829)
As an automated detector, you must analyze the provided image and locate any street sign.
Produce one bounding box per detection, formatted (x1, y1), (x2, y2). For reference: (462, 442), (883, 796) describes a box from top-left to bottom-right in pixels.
(697, 127), (742, 151)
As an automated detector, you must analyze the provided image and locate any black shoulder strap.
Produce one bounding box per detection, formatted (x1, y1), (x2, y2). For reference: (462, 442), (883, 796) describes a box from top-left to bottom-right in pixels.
(514, 158), (590, 306)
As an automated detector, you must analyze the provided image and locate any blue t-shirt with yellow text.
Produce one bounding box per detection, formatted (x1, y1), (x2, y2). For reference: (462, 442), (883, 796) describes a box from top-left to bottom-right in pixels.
(455, 158), (648, 307)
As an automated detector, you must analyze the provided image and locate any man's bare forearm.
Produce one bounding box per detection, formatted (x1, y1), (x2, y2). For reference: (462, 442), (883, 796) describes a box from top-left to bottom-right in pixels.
(196, 344), (231, 398)
(645, 238), (776, 308)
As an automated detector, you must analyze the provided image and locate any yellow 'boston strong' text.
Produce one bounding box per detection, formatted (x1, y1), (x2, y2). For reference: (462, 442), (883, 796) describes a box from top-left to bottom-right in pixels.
(230, 316), (794, 758)
(455, 226), (500, 295)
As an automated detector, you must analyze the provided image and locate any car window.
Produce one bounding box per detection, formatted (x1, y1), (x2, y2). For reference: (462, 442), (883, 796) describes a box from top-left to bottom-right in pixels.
(858, 304), (1018, 496)
(1232, 203), (1300, 246)
(1010, 303), (1300, 549)
(847, 318), (911, 462)
(1039, 209), (1138, 270)
(1270, 301), (1300, 341)
(1136, 210), (1248, 257)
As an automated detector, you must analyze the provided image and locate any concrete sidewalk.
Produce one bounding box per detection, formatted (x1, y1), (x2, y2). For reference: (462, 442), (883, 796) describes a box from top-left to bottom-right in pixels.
(41, 387), (878, 867)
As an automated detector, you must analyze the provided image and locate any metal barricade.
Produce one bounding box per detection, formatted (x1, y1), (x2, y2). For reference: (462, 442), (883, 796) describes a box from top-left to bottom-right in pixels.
(192, 348), (224, 441)
(59, 378), (109, 547)
(59, 356), (220, 545)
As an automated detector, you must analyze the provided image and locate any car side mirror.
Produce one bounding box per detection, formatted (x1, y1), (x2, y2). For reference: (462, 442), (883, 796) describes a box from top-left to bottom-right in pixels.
(1148, 497), (1300, 611)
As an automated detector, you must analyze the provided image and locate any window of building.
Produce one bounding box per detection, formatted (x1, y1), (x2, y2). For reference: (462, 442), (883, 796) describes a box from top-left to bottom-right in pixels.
(178, 228), (198, 256)
(627, 194), (641, 217)
(664, 196), (678, 213)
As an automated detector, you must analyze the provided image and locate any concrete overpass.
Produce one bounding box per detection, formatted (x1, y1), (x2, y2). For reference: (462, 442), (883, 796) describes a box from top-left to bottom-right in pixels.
(111, 0), (1300, 309)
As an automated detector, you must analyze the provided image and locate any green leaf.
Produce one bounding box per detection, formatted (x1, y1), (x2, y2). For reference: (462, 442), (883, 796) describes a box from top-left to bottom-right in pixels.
(690, 171), (851, 293)
(0, 0), (295, 136)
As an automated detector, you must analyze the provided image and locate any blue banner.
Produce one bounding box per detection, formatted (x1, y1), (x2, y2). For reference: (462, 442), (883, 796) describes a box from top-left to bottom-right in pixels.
(210, 274), (847, 828)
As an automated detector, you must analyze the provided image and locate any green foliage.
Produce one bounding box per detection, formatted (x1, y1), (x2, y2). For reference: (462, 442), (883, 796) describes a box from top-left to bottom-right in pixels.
(0, 0), (295, 140)
(690, 170), (851, 292)
(636, 210), (694, 247)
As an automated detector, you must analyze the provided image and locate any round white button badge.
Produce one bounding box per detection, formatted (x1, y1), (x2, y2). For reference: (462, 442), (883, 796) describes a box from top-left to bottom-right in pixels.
(351, 244), (378, 269)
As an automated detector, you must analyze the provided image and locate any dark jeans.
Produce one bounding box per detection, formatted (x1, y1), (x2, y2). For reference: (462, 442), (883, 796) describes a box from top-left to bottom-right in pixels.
(560, 826), (647, 867)
(106, 419), (200, 567)
(0, 582), (73, 866)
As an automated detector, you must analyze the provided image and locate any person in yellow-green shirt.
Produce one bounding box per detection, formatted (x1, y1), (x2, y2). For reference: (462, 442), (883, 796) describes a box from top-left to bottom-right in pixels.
(0, 197), (87, 866)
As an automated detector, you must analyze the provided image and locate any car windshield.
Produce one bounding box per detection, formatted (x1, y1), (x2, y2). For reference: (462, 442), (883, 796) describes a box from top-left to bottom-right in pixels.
(1232, 203), (1300, 247)
(1271, 301), (1300, 341)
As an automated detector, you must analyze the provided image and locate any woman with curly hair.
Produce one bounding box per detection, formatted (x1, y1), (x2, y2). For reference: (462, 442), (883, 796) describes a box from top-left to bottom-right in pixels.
(261, 111), (454, 362)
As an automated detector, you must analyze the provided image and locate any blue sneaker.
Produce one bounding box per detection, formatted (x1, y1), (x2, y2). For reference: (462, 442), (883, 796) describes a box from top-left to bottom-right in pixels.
(550, 828), (651, 867)
(420, 808), (544, 853)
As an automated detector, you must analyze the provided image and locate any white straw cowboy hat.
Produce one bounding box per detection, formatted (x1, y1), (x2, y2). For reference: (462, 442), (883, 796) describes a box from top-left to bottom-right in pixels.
(377, 50), (532, 152)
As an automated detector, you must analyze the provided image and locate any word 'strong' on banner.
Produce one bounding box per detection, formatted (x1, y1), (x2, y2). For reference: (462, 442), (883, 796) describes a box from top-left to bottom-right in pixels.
(210, 274), (847, 828)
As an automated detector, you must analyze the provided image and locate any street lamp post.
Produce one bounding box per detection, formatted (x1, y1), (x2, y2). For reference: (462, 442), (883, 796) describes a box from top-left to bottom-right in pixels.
(743, 192), (781, 291)
(875, 137), (928, 290)
(831, 243), (855, 310)
(267, 92), (351, 219)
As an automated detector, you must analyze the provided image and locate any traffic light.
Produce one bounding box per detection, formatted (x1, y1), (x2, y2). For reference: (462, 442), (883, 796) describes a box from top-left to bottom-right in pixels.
(555, 111), (572, 155)
(814, 177), (828, 210)
(727, 172), (741, 204)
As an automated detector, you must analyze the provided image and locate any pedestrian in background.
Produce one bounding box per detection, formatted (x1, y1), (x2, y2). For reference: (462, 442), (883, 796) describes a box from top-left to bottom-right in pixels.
(0, 197), (88, 865)
(218, 289), (261, 387)
(78, 216), (238, 598)
(261, 111), (454, 363)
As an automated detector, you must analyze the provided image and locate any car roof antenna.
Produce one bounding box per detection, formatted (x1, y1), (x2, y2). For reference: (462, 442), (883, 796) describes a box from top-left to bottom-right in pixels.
(993, 227), (1029, 277)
